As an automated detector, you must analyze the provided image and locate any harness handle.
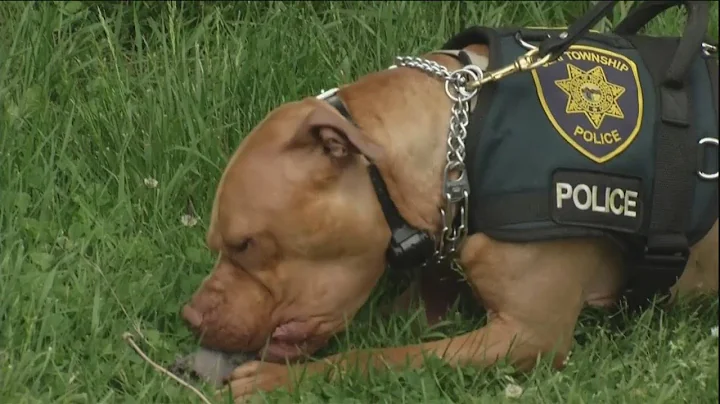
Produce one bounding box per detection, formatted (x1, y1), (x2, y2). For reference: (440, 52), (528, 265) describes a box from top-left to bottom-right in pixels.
(537, 1), (621, 62)
(613, 1), (711, 87)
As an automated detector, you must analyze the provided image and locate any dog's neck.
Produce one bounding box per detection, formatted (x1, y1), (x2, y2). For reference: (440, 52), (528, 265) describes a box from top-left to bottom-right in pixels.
(337, 52), (472, 234)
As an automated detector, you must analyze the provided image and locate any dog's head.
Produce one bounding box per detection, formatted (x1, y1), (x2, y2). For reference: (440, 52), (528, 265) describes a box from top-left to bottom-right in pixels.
(181, 96), (394, 362)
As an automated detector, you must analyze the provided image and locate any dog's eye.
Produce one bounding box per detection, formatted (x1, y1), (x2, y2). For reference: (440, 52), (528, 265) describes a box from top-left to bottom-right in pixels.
(233, 238), (252, 253)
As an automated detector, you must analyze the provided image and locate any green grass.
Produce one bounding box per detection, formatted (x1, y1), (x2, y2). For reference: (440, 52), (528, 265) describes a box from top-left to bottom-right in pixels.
(1, 1), (718, 403)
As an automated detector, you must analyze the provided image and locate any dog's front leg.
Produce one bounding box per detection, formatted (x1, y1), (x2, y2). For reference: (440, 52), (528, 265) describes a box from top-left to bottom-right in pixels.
(225, 317), (568, 401)
(227, 235), (614, 401)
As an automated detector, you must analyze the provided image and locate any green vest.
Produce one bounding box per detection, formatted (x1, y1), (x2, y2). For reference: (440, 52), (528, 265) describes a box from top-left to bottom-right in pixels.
(442, 26), (718, 302)
(443, 27), (717, 244)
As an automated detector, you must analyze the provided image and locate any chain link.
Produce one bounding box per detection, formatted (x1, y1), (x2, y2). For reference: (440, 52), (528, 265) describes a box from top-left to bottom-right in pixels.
(391, 56), (453, 81)
(391, 56), (485, 262)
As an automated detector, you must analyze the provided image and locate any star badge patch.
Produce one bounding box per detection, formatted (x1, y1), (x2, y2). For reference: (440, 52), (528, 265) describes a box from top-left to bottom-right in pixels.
(531, 45), (643, 163)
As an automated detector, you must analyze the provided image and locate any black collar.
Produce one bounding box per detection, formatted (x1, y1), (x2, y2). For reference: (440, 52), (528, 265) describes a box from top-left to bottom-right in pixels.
(322, 92), (436, 271)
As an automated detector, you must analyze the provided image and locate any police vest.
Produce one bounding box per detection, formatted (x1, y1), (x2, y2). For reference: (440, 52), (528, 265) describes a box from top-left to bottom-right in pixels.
(441, 26), (718, 304)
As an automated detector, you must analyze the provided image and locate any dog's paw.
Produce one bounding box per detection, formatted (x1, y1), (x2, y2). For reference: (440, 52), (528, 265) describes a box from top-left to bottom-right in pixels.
(225, 361), (294, 402)
(225, 359), (331, 402)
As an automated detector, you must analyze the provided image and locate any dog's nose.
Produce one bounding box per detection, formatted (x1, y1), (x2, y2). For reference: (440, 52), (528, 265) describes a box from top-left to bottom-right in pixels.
(181, 304), (203, 329)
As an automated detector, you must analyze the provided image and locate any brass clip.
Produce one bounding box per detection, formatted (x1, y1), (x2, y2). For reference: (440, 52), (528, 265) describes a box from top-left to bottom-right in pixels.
(466, 48), (553, 90)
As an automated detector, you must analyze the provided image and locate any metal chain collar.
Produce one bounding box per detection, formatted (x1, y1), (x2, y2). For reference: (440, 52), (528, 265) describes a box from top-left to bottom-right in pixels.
(390, 56), (486, 262)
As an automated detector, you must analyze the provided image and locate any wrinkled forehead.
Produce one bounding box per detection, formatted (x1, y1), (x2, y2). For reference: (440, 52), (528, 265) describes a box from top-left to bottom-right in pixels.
(221, 101), (314, 194)
(208, 101), (317, 238)
(215, 151), (292, 232)
(237, 100), (314, 152)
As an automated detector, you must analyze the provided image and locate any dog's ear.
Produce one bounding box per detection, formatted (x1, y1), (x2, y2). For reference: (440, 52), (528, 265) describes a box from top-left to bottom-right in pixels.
(290, 102), (384, 163)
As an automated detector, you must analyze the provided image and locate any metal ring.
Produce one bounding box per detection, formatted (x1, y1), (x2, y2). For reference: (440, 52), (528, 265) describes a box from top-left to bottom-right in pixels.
(444, 159), (466, 173)
(702, 42), (718, 57)
(444, 68), (479, 102)
(514, 31), (550, 51)
(515, 32), (538, 51)
(449, 69), (478, 98)
(316, 87), (338, 100)
(461, 64), (485, 92)
(698, 137), (718, 180)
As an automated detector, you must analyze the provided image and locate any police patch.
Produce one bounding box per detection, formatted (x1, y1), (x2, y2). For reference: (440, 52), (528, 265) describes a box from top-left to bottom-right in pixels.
(551, 169), (643, 233)
(531, 45), (643, 163)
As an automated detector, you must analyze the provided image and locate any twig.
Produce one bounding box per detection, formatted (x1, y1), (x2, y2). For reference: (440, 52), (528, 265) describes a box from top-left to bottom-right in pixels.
(122, 332), (214, 404)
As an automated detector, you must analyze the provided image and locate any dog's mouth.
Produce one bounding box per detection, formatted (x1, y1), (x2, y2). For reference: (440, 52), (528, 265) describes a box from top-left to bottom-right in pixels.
(259, 335), (314, 363)
(169, 344), (312, 387)
(169, 347), (255, 387)
(171, 325), (321, 386)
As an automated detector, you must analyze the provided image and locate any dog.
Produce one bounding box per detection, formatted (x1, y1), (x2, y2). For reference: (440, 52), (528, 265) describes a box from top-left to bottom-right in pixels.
(180, 22), (719, 401)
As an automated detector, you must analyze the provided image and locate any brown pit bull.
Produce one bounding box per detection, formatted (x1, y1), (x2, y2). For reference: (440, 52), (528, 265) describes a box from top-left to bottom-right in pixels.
(180, 34), (719, 400)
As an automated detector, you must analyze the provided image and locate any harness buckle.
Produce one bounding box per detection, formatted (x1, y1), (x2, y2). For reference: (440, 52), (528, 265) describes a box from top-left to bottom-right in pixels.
(639, 232), (690, 271)
(623, 241), (689, 308)
(438, 164), (470, 258)
(639, 246), (689, 272)
(442, 162), (470, 203)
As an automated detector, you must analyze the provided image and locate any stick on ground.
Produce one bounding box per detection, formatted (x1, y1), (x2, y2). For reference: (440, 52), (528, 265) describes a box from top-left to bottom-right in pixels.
(122, 332), (214, 404)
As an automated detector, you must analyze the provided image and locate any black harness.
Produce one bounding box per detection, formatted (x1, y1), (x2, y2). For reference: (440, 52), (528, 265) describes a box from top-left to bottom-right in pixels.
(320, 0), (718, 309)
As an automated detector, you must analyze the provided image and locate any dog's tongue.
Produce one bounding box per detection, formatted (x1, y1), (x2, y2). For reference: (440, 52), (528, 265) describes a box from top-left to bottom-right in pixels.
(261, 322), (311, 361)
(271, 322), (308, 343)
(262, 340), (305, 361)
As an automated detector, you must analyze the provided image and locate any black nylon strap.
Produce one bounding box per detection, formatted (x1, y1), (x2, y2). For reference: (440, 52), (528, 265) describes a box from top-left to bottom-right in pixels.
(537, 1), (620, 61)
(614, 1), (710, 86)
(476, 191), (549, 229)
(644, 85), (694, 252)
(324, 93), (407, 231)
(366, 164), (409, 232)
(325, 94), (353, 123)
(708, 55), (719, 120)
(516, 27), (633, 50)
(610, 1), (709, 307)
(623, 35), (697, 305)
(473, 191), (617, 243)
